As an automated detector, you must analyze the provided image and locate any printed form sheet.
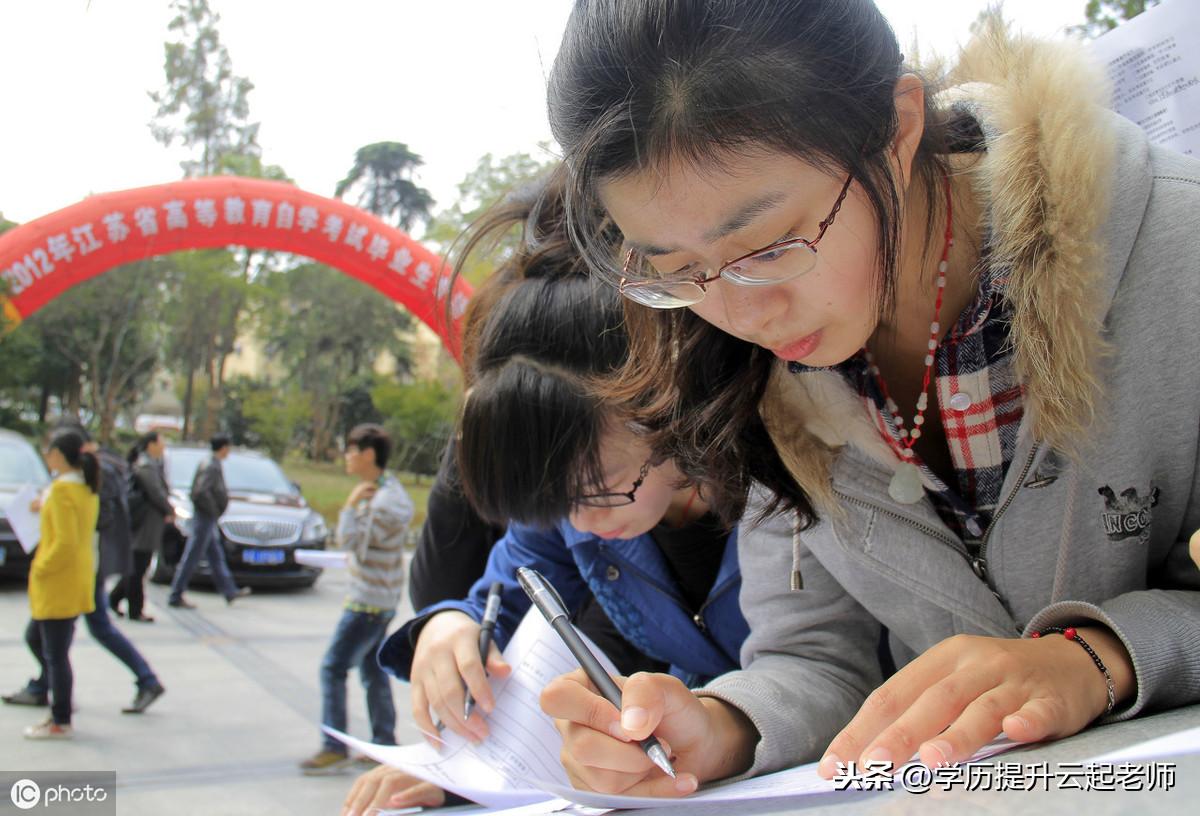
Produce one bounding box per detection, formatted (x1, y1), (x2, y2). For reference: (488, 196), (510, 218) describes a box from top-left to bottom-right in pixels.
(329, 608), (618, 809)
(1091, 0), (1200, 156)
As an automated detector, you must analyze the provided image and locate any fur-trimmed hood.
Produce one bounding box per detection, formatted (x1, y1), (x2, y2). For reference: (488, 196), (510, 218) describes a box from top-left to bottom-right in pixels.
(761, 23), (1130, 509)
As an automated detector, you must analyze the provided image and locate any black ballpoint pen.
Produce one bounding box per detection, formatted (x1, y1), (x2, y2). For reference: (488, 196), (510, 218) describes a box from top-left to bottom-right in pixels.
(465, 581), (503, 720)
(516, 567), (677, 779)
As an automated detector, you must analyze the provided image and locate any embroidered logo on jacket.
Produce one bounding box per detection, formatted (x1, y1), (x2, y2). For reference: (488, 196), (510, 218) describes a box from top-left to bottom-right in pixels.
(1098, 485), (1160, 544)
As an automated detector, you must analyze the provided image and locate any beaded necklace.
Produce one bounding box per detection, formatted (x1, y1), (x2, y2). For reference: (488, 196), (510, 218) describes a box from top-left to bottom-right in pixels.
(865, 174), (954, 504)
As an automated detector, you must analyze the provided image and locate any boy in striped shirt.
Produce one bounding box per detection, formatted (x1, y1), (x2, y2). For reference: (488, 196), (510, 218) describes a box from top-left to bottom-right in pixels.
(301, 423), (413, 775)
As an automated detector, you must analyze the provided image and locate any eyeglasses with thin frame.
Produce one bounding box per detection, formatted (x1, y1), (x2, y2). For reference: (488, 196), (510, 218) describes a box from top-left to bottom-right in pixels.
(575, 459), (653, 508)
(618, 173), (854, 309)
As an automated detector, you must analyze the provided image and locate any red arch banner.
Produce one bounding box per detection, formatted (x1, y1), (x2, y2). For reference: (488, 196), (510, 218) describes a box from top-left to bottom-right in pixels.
(0, 177), (471, 360)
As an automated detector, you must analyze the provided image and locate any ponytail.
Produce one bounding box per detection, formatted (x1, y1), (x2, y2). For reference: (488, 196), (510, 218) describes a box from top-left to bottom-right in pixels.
(80, 451), (101, 494)
(48, 428), (103, 495)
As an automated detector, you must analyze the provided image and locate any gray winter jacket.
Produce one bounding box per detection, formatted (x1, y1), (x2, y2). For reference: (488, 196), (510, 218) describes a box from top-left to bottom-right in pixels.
(700, 32), (1200, 777)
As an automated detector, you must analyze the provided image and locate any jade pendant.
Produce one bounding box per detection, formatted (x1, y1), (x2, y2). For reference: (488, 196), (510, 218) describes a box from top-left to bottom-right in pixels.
(888, 461), (925, 504)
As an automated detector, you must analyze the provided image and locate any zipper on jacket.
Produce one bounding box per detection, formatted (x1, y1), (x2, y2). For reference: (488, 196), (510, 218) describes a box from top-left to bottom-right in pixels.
(834, 489), (1007, 605)
(973, 443), (1041, 584)
(691, 571), (740, 635)
(833, 489), (967, 557)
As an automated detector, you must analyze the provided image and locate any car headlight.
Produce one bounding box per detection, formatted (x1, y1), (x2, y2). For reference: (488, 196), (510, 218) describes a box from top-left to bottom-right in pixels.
(302, 515), (329, 543)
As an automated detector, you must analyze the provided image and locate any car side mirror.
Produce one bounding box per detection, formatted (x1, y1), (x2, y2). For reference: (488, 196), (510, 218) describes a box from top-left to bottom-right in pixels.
(291, 480), (302, 493)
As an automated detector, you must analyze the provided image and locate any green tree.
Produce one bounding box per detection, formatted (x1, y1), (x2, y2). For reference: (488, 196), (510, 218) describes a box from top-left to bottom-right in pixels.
(370, 379), (460, 477)
(423, 150), (555, 286)
(257, 262), (413, 460)
(1071, 0), (1161, 38)
(149, 0), (268, 440)
(160, 249), (246, 438)
(335, 142), (435, 231)
(0, 320), (75, 431)
(193, 155), (294, 440)
(241, 382), (313, 460)
(29, 260), (169, 444)
(149, 0), (259, 177)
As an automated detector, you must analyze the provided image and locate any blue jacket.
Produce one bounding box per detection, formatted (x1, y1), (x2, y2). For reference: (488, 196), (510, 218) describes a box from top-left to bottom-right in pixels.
(379, 519), (749, 687)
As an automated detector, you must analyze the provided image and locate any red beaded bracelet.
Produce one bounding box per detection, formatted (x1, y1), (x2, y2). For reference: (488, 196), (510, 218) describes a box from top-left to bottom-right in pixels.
(1030, 626), (1116, 715)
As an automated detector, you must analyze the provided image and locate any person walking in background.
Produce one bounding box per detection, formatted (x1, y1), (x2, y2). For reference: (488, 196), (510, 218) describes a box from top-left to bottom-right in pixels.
(11, 429), (99, 739)
(4, 425), (166, 717)
(168, 435), (249, 609)
(110, 432), (175, 623)
(299, 423), (413, 775)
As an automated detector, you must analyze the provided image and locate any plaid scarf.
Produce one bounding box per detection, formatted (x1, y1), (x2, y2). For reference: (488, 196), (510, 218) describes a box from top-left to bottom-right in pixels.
(791, 259), (1024, 548)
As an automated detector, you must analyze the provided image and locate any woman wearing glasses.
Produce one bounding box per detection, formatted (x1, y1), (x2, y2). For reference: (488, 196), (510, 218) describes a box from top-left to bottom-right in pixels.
(374, 171), (748, 757)
(534, 0), (1200, 799)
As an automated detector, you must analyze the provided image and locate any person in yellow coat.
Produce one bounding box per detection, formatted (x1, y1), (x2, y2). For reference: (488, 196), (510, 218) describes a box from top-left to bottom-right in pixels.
(21, 428), (100, 740)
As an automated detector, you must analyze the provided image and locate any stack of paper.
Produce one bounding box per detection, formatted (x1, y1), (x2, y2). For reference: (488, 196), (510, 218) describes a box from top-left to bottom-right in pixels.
(331, 610), (1022, 813)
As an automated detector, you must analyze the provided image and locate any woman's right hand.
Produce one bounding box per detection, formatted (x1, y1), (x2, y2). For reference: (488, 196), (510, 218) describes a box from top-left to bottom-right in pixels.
(410, 610), (511, 744)
(540, 669), (759, 797)
(341, 765), (446, 816)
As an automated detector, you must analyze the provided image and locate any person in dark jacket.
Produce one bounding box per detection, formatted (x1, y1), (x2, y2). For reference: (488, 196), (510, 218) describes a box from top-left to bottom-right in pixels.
(168, 435), (248, 608)
(3, 425), (165, 715)
(109, 432), (175, 622)
(406, 440), (504, 613)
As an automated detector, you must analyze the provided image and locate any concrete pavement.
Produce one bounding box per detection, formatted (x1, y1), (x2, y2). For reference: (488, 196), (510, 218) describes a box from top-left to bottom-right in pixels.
(0, 566), (422, 815)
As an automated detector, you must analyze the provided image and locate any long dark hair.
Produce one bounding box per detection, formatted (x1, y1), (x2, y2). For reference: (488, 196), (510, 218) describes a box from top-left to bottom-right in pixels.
(49, 429), (100, 494)
(452, 170), (632, 528)
(127, 431), (160, 465)
(547, 0), (966, 525)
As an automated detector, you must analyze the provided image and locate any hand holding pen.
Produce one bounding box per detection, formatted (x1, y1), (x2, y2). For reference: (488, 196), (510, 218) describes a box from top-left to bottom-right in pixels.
(409, 600), (512, 746)
(517, 568), (679, 782)
(465, 582), (503, 719)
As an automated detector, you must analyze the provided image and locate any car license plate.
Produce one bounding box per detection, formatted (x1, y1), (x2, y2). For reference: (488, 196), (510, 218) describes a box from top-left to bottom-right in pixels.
(242, 548), (285, 565)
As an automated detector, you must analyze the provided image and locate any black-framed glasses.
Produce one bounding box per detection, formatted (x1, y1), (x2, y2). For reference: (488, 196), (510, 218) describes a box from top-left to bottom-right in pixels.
(576, 460), (652, 508)
(618, 173), (854, 309)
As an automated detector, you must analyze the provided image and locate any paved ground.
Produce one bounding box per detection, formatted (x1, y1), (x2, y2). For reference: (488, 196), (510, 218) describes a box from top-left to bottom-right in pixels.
(0, 566), (421, 815)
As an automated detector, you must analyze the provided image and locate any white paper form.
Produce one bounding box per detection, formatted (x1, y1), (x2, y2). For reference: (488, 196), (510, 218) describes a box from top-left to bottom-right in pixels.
(5, 484), (41, 554)
(530, 737), (1022, 810)
(1090, 0), (1200, 156)
(328, 609), (620, 810)
(479, 799), (607, 816)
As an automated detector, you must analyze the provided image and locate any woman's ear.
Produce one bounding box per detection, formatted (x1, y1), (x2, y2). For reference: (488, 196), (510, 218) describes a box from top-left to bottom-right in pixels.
(890, 74), (926, 190)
